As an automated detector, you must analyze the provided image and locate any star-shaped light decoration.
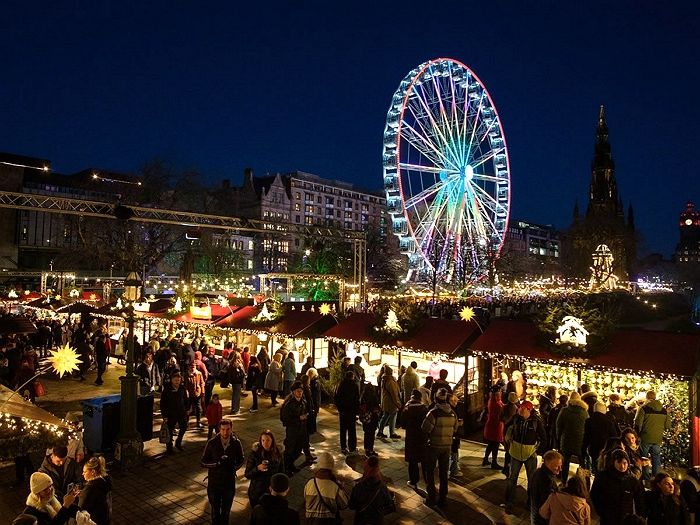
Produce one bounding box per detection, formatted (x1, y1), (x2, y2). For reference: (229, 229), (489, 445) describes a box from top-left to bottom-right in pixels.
(459, 306), (475, 322)
(48, 344), (82, 378)
(89, 293), (97, 301)
(319, 303), (332, 316)
(217, 295), (229, 308)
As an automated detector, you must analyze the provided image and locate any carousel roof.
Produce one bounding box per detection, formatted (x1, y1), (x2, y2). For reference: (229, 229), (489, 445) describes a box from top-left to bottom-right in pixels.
(470, 319), (700, 378)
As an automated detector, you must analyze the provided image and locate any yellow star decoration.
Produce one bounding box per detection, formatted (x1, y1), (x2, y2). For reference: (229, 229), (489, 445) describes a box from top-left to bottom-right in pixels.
(460, 306), (475, 322)
(48, 344), (82, 378)
(319, 303), (332, 316)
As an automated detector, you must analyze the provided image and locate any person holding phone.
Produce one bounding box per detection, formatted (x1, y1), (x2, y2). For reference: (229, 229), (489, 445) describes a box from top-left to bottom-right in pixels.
(245, 429), (285, 507)
(22, 472), (80, 524)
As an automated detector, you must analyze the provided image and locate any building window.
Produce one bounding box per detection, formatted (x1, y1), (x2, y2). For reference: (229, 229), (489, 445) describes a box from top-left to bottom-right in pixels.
(305, 205), (314, 214)
(317, 196), (322, 204)
(294, 203), (300, 211)
(248, 240), (254, 250)
(326, 197), (334, 205)
(247, 260), (253, 270)
(295, 215), (301, 223)
(295, 192), (301, 199)
(305, 216), (313, 225)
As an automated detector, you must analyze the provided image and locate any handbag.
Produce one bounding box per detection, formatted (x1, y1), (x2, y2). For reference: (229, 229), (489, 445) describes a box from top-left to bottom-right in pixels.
(34, 381), (46, 397)
(158, 422), (171, 444)
(314, 478), (343, 524)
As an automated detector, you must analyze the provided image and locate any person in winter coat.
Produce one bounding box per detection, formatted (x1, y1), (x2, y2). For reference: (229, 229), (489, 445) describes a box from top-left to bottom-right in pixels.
(501, 391), (520, 476)
(335, 371), (361, 454)
(430, 369), (453, 401)
(299, 375), (317, 464)
(680, 467), (700, 525)
(360, 382), (381, 457)
(38, 446), (80, 501)
(135, 351), (161, 396)
(250, 473), (300, 525)
(400, 389), (428, 488)
(79, 456), (112, 525)
(644, 473), (690, 525)
(634, 390), (671, 476)
(607, 394), (630, 433)
(582, 401), (619, 474)
(22, 472), (79, 525)
(377, 367), (402, 439)
(580, 389), (599, 418)
(540, 474), (591, 525)
(160, 372), (189, 453)
(264, 354), (283, 406)
(304, 452), (349, 524)
(202, 347), (220, 407)
(539, 386), (557, 446)
(245, 429), (286, 507)
(547, 395), (569, 452)
(185, 361), (206, 428)
(418, 376), (433, 406)
(201, 418), (245, 525)
(282, 352), (297, 397)
(349, 456), (395, 525)
(556, 392), (589, 483)
(400, 362), (420, 403)
(227, 357), (246, 415)
(206, 393), (224, 439)
(590, 449), (645, 525)
(530, 450), (563, 525)
(280, 381), (308, 475)
(306, 369), (321, 435)
(504, 401), (547, 514)
(246, 356), (263, 413)
(482, 387), (505, 469)
(421, 388), (459, 508)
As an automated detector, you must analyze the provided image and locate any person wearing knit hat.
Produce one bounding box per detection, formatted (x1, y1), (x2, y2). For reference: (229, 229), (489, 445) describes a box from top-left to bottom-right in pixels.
(280, 377), (309, 476)
(22, 471), (79, 524)
(421, 386), (459, 507)
(303, 452), (348, 521)
(590, 448), (645, 525)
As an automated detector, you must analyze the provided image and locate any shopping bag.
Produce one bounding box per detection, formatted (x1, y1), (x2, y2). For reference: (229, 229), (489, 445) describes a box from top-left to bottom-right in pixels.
(576, 466), (592, 490)
(158, 422), (171, 444)
(76, 510), (98, 525)
(34, 381), (46, 397)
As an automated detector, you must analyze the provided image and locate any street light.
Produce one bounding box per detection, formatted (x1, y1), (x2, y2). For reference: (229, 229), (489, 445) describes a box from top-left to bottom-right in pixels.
(116, 271), (143, 468)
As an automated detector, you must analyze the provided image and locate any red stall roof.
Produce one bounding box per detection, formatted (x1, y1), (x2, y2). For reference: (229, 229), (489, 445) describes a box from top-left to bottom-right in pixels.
(269, 310), (338, 338)
(214, 305), (265, 331)
(470, 319), (700, 378)
(397, 317), (482, 356)
(323, 313), (378, 344)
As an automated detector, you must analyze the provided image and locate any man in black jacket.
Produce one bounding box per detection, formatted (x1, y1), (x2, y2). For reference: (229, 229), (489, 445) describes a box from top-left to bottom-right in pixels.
(280, 381), (308, 475)
(529, 450), (562, 525)
(334, 371), (360, 454)
(160, 372), (189, 453)
(201, 419), (245, 525)
(250, 472), (300, 525)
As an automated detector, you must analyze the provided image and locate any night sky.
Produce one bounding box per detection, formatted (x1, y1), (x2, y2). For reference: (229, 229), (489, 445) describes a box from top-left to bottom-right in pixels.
(1, 1), (698, 258)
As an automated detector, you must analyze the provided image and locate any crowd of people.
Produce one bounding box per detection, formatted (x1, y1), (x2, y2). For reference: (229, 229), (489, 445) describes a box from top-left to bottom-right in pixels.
(2, 309), (468, 524)
(480, 371), (699, 525)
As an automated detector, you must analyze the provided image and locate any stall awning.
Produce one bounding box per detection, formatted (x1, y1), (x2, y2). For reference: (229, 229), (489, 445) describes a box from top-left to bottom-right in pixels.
(397, 317), (482, 356)
(470, 319), (700, 378)
(0, 384), (68, 428)
(268, 310), (338, 338)
(214, 305), (266, 331)
(0, 316), (37, 335)
(323, 313), (378, 345)
(54, 302), (97, 316)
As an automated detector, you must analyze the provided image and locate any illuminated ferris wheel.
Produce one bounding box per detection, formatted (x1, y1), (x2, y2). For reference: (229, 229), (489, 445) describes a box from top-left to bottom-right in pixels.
(382, 58), (511, 285)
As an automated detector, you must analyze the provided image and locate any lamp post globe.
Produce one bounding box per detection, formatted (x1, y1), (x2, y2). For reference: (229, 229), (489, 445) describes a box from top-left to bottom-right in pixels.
(117, 271), (143, 468)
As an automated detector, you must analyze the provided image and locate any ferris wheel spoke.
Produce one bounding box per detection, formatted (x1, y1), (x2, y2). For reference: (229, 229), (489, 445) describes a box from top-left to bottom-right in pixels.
(403, 182), (444, 210)
(412, 84), (460, 164)
(471, 172), (503, 183)
(402, 123), (457, 171)
(463, 93), (486, 163)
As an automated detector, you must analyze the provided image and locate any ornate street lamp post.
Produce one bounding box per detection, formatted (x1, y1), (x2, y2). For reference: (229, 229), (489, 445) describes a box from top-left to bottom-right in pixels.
(116, 271), (143, 468)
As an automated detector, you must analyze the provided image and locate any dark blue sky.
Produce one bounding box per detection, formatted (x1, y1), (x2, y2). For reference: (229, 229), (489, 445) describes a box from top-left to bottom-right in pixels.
(1, 1), (698, 258)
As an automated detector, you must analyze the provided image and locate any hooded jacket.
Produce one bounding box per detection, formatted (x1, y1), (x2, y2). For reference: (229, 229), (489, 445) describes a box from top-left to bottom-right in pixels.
(556, 399), (589, 454)
(250, 494), (300, 525)
(634, 400), (671, 445)
(506, 412), (547, 461)
(591, 466), (645, 525)
(530, 464), (561, 525)
(400, 366), (420, 399)
(540, 491), (591, 525)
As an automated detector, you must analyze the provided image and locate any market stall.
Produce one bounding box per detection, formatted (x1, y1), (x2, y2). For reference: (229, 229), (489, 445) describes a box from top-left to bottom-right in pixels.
(470, 318), (700, 466)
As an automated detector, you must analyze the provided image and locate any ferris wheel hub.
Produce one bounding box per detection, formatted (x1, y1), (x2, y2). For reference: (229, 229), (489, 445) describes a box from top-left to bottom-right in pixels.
(462, 164), (474, 182)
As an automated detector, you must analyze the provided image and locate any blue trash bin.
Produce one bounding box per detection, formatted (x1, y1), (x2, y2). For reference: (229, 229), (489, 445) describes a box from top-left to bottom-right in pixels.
(82, 394), (121, 453)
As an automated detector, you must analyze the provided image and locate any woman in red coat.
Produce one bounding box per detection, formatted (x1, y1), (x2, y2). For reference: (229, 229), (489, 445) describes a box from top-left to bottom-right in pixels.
(482, 386), (504, 469)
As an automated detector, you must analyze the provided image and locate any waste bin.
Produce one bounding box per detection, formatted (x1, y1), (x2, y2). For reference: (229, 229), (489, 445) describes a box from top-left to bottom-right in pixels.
(82, 394), (155, 452)
(82, 394), (121, 453)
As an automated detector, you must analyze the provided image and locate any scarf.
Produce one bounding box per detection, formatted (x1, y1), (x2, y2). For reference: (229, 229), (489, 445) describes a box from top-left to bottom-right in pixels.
(26, 492), (62, 518)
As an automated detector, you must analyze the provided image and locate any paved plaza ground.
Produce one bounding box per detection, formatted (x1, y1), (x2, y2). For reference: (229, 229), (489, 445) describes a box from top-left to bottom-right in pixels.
(0, 362), (550, 525)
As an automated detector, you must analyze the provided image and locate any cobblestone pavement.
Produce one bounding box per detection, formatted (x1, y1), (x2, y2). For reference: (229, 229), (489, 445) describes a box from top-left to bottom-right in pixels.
(0, 362), (547, 525)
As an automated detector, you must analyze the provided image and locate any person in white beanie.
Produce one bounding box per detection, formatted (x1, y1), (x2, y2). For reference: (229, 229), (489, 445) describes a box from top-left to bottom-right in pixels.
(22, 471), (79, 525)
(303, 452), (348, 524)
